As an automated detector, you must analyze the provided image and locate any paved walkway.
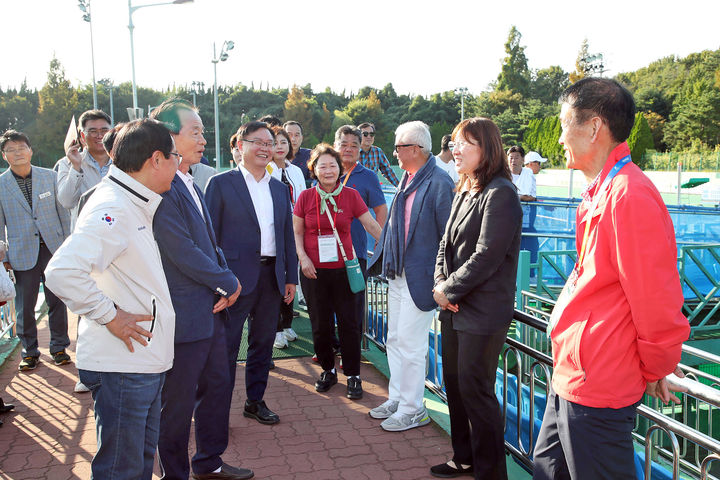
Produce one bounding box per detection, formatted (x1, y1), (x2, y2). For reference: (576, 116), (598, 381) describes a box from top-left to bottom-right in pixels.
(0, 313), (454, 479)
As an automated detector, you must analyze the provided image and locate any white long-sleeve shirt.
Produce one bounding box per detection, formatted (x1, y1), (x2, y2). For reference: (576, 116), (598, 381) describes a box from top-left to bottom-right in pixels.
(45, 165), (175, 374)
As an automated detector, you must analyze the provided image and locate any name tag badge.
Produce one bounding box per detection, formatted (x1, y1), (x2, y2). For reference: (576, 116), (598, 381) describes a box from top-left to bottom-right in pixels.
(318, 235), (338, 263)
(38, 191), (52, 199)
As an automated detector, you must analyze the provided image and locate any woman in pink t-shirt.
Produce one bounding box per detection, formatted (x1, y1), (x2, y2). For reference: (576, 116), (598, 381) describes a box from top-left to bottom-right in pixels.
(293, 144), (381, 400)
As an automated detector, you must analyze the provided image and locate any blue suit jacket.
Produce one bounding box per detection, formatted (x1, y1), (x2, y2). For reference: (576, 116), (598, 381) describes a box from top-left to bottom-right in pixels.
(205, 168), (298, 296)
(153, 174), (238, 343)
(369, 160), (454, 311)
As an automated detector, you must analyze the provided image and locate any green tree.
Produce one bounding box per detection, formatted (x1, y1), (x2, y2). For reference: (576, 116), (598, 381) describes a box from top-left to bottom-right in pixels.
(531, 66), (569, 105)
(497, 26), (531, 96)
(284, 85), (315, 133)
(626, 112), (654, 167)
(569, 39), (589, 84)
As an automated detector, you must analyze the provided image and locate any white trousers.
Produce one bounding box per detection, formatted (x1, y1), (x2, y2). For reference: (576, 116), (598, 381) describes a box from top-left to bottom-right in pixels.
(386, 274), (434, 415)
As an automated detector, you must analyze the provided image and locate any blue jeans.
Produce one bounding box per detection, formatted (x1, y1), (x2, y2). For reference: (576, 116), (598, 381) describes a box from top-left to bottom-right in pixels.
(79, 370), (165, 480)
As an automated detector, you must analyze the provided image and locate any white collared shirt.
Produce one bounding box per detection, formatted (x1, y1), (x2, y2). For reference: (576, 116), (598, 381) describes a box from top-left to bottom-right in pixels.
(176, 169), (204, 220)
(238, 164), (276, 256)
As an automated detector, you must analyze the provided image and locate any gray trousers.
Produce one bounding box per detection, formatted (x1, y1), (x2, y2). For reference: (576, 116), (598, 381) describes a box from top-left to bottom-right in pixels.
(14, 243), (69, 357)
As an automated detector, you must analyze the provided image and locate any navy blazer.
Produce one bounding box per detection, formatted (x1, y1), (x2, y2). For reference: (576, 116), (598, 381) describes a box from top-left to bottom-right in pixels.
(205, 168), (298, 296)
(369, 160), (454, 311)
(153, 174), (238, 344)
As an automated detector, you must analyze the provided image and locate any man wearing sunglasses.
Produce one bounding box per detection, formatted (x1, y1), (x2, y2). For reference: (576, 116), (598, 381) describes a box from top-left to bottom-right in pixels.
(358, 122), (399, 187)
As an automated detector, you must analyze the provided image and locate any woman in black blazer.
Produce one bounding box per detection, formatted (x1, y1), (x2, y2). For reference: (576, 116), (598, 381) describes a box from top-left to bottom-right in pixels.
(431, 118), (522, 480)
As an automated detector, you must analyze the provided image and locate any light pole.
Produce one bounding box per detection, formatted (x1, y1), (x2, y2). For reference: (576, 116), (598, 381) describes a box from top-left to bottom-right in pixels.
(99, 79), (115, 125)
(128, 0), (193, 115)
(78, 0), (97, 109)
(455, 87), (468, 122)
(581, 53), (606, 77)
(212, 40), (234, 170)
(191, 81), (204, 107)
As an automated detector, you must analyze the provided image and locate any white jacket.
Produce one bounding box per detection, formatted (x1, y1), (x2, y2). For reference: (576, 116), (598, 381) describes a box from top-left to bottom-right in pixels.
(45, 165), (175, 374)
(266, 160), (306, 205)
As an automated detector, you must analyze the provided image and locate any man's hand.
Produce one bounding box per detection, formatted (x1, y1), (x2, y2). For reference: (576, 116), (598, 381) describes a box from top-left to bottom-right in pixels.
(646, 366), (686, 404)
(105, 308), (153, 353)
(432, 283), (459, 313)
(213, 277), (242, 313)
(300, 255), (317, 279)
(284, 284), (296, 305)
(65, 141), (83, 171)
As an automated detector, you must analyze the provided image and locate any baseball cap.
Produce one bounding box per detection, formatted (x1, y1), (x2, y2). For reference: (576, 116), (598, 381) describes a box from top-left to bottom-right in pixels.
(524, 151), (547, 165)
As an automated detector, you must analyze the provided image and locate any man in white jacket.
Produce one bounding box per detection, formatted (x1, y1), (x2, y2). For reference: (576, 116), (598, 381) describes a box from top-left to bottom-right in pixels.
(45, 119), (179, 480)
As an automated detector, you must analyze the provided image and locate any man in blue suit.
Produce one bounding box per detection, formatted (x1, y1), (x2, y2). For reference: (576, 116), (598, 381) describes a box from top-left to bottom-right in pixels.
(151, 99), (252, 480)
(0, 130), (71, 371)
(206, 121), (298, 426)
(368, 121), (454, 431)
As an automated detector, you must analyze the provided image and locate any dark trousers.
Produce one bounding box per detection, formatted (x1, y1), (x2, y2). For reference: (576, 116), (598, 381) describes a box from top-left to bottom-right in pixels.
(441, 321), (508, 480)
(158, 316), (232, 479)
(226, 263), (281, 402)
(277, 301), (293, 332)
(532, 390), (638, 480)
(301, 268), (360, 376)
(14, 243), (69, 357)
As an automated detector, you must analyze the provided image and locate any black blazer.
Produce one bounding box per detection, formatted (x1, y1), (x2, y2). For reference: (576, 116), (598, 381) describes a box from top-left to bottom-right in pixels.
(434, 175), (522, 335)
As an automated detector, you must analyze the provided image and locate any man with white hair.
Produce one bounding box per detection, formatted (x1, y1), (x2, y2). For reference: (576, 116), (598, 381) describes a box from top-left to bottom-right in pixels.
(368, 121), (454, 431)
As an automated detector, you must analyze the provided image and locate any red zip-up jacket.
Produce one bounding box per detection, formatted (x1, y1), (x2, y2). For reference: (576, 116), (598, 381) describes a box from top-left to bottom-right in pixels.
(549, 142), (690, 408)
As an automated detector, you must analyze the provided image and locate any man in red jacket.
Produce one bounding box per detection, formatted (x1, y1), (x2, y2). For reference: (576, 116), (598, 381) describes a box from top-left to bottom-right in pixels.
(532, 78), (690, 480)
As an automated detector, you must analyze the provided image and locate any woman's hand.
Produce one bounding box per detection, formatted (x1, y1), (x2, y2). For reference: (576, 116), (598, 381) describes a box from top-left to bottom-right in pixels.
(433, 283), (459, 312)
(300, 255), (317, 279)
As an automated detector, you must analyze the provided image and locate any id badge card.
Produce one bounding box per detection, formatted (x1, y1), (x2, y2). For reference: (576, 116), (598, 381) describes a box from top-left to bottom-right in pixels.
(318, 235), (338, 263)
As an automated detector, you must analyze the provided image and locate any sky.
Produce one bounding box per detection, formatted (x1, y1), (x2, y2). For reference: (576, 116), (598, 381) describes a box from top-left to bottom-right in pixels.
(3, 0), (720, 98)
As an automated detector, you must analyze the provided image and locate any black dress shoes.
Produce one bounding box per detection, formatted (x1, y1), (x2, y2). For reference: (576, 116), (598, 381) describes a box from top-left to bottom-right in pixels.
(315, 370), (338, 392)
(346, 376), (363, 400)
(430, 461), (473, 478)
(0, 398), (15, 414)
(192, 462), (254, 480)
(243, 399), (279, 425)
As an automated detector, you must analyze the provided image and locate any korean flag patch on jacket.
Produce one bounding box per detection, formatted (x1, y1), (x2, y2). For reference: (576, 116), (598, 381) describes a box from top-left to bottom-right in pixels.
(101, 213), (116, 229)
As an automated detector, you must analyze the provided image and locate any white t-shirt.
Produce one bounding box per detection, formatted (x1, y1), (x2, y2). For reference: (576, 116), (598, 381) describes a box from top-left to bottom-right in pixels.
(435, 155), (459, 182)
(512, 167), (536, 198)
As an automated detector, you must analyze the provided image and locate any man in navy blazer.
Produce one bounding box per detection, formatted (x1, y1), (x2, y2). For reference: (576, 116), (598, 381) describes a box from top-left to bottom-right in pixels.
(206, 121), (298, 426)
(151, 100), (252, 480)
(368, 121), (454, 431)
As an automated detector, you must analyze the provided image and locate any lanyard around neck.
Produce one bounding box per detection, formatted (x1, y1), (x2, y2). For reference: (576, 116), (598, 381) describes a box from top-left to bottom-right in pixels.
(342, 163), (357, 188)
(577, 155), (632, 267)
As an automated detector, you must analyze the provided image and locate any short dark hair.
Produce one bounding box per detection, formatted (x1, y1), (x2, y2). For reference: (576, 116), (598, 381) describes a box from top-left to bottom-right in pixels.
(0, 129), (31, 152)
(150, 97), (197, 134)
(308, 143), (343, 180)
(283, 121), (303, 134)
(357, 122), (375, 132)
(111, 119), (173, 173)
(103, 123), (125, 155)
(559, 77), (636, 143)
(259, 115), (282, 127)
(272, 127), (294, 161)
(440, 134), (452, 152)
(334, 125), (362, 145)
(452, 118), (511, 192)
(79, 109), (111, 129)
(229, 133), (238, 150)
(507, 145), (525, 157)
(237, 121), (275, 141)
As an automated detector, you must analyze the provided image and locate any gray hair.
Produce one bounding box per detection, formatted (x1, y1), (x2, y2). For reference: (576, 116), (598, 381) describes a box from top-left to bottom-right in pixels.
(395, 121), (431, 155)
(334, 125), (362, 145)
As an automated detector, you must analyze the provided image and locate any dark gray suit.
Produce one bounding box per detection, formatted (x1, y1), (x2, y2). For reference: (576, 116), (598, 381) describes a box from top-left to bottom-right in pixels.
(434, 175), (522, 480)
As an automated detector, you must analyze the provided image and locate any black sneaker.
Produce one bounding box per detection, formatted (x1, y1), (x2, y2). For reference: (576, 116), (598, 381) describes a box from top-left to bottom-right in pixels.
(18, 356), (39, 371)
(315, 370), (338, 392)
(52, 350), (72, 366)
(347, 376), (363, 400)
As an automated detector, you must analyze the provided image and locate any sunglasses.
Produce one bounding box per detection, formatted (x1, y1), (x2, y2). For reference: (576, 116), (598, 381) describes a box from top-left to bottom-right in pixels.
(362, 132), (375, 137)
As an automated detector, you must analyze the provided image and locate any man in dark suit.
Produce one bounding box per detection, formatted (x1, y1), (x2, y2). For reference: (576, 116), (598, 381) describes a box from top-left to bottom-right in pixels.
(206, 121), (298, 426)
(151, 99), (251, 480)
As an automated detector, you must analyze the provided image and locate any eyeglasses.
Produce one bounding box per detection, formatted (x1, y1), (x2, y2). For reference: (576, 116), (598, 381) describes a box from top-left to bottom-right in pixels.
(448, 140), (476, 151)
(394, 144), (417, 152)
(84, 128), (111, 137)
(168, 151), (183, 163)
(2, 145), (30, 155)
(362, 131), (375, 137)
(243, 138), (275, 148)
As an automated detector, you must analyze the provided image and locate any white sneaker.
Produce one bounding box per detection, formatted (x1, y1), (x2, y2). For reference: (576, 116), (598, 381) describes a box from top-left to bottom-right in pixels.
(369, 399), (399, 419)
(74, 381), (90, 393)
(273, 332), (288, 349)
(380, 407), (431, 431)
(283, 328), (298, 342)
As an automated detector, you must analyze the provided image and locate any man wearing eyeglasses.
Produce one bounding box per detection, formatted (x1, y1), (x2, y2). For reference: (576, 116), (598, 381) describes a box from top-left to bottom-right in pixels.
(358, 122), (399, 187)
(150, 99), (250, 480)
(57, 109), (113, 228)
(206, 121), (298, 431)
